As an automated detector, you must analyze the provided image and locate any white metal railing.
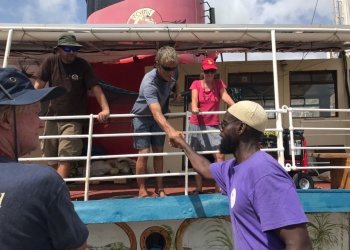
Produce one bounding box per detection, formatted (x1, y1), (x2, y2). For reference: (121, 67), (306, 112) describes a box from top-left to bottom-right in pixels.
(19, 107), (350, 200)
(284, 106), (350, 172)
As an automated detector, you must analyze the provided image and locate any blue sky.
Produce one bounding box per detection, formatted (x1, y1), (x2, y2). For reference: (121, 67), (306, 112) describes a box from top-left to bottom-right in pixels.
(0, 0), (336, 25)
(0, 0), (87, 24)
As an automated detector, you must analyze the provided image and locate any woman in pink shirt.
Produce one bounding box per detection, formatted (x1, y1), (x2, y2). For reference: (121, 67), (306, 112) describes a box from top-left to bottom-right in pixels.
(189, 58), (235, 194)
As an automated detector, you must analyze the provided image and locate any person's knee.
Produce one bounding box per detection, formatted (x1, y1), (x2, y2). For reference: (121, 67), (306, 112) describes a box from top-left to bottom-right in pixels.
(137, 156), (148, 165)
(152, 145), (164, 153)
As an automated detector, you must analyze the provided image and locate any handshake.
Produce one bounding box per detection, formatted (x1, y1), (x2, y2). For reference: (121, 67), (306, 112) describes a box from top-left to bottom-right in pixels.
(168, 131), (186, 149)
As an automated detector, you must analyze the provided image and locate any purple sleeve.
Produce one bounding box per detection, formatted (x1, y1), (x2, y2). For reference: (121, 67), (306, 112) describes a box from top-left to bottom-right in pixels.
(252, 175), (308, 232)
(210, 159), (235, 196)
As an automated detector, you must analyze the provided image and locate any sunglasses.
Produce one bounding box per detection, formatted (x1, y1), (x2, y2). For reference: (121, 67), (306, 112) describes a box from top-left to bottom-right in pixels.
(203, 69), (216, 74)
(61, 46), (80, 52)
(161, 65), (178, 72)
(219, 120), (242, 131)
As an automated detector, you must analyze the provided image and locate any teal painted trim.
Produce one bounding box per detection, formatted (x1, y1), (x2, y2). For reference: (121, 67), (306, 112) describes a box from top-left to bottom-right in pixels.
(73, 190), (350, 224)
(298, 189), (350, 213)
(74, 194), (228, 224)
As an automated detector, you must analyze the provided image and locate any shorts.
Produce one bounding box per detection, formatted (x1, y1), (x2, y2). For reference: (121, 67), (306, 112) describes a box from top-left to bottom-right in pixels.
(188, 123), (221, 151)
(41, 121), (83, 165)
(132, 116), (165, 149)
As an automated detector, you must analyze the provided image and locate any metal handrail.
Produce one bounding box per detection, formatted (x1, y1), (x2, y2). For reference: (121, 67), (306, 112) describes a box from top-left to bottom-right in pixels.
(18, 107), (350, 200)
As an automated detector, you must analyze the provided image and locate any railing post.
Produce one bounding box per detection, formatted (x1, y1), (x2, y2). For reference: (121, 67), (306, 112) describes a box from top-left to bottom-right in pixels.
(184, 111), (191, 195)
(84, 114), (94, 201)
(3, 29), (13, 67)
(271, 29), (285, 166)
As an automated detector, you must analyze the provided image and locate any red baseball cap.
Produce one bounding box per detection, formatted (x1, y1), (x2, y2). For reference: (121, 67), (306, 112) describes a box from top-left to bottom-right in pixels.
(202, 58), (217, 70)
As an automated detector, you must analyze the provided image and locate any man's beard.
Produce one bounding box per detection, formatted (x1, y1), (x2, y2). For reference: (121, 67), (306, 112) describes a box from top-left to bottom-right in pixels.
(219, 136), (238, 154)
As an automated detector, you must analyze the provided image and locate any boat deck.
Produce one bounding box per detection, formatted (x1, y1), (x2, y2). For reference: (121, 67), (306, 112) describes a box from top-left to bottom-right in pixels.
(72, 178), (345, 226)
(69, 175), (331, 201)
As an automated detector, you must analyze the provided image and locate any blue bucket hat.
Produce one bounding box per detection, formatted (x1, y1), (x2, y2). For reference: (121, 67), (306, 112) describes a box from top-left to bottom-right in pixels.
(0, 67), (66, 106)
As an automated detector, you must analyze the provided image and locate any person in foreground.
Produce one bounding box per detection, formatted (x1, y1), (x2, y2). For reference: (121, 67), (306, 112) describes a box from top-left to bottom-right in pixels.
(170, 100), (312, 249)
(0, 67), (88, 250)
(189, 57), (235, 194)
(33, 33), (110, 179)
(131, 46), (184, 198)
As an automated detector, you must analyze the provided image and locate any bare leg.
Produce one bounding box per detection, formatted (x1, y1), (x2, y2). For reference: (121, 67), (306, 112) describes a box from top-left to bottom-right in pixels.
(214, 153), (225, 193)
(152, 145), (166, 196)
(193, 175), (203, 193)
(136, 148), (149, 197)
(53, 161), (71, 179)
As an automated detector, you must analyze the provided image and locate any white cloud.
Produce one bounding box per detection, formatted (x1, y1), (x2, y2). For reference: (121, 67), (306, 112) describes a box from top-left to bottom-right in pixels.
(207, 0), (334, 24)
(0, 0), (84, 24)
(0, 0), (339, 26)
(205, 0), (337, 62)
(0, 0), (342, 62)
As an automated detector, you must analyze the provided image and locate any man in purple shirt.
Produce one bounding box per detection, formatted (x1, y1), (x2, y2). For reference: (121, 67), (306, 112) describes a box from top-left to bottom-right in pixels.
(170, 100), (312, 249)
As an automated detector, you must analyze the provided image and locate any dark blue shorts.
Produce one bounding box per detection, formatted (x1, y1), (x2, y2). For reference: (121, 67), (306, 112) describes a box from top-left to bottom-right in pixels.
(132, 117), (165, 149)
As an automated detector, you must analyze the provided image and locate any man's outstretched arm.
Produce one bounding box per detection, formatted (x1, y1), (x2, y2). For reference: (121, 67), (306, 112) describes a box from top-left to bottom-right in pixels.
(170, 135), (213, 179)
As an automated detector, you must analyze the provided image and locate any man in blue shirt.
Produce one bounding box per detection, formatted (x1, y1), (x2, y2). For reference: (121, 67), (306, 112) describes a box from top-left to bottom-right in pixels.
(131, 46), (183, 198)
(0, 67), (89, 250)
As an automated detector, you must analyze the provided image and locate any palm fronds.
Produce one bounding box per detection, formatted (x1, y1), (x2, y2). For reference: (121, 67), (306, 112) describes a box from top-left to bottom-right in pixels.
(307, 213), (348, 250)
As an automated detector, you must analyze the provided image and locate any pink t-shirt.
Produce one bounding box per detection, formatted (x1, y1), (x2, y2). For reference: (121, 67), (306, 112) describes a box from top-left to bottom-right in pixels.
(189, 79), (226, 126)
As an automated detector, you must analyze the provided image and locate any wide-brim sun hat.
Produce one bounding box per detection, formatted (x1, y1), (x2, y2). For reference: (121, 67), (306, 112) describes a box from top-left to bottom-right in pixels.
(227, 100), (267, 132)
(54, 33), (82, 49)
(202, 57), (217, 70)
(0, 67), (66, 106)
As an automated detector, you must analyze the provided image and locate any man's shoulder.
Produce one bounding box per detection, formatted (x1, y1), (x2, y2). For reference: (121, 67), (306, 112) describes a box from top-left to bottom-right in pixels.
(142, 69), (158, 85)
(44, 54), (59, 61)
(0, 162), (64, 187)
(145, 68), (157, 78)
(11, 162), (61, 179)
(74, 56), (91, 66)
(211, 158), (235, 170)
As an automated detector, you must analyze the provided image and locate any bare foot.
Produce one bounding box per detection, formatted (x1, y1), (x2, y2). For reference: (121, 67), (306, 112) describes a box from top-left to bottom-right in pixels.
(155, 188), (166, 197)
(190, 189), (204, 195)
(138, 190), (149, 198)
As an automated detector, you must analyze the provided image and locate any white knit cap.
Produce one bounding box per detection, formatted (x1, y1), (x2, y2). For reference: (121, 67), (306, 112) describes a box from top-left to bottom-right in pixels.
(227, 101), (267, 132)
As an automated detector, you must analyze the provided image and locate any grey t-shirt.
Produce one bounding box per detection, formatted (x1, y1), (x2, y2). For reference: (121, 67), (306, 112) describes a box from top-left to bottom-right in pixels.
(131, 68), (177, 115)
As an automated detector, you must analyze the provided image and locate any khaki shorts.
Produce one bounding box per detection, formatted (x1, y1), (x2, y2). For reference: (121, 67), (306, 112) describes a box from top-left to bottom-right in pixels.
(41, 121), (83, 165)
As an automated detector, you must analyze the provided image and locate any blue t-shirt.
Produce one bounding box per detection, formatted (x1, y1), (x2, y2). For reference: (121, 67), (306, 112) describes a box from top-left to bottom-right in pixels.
(0, 156), (88, 250)
(210, 151), (308, 249)
(130, 68), (177, 115)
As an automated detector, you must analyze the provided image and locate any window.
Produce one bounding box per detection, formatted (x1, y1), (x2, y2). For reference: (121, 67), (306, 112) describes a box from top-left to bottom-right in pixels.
(290, 71), (337, 118)
(183, 75), (200, 111)
(228, 72), (275, 118)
